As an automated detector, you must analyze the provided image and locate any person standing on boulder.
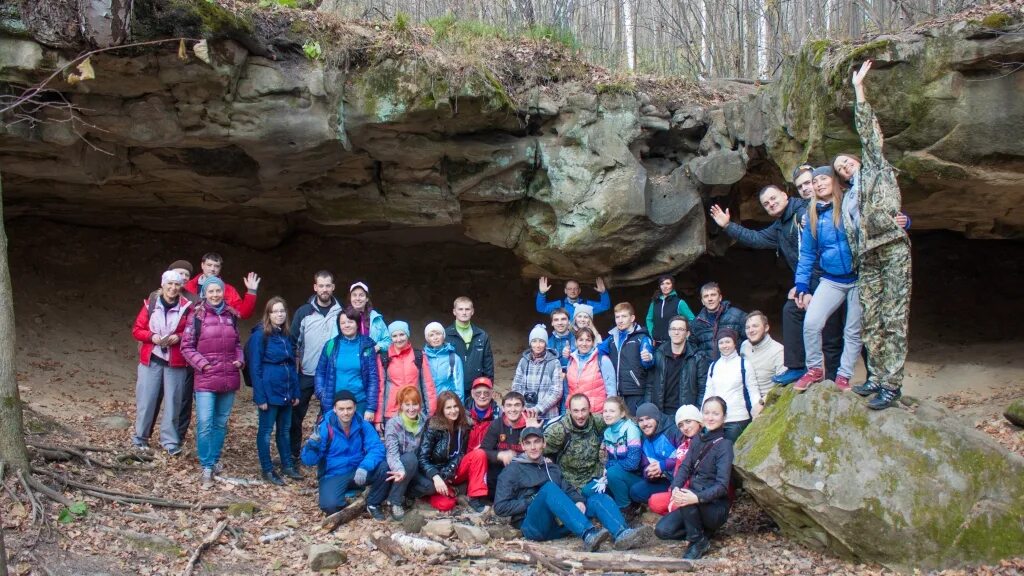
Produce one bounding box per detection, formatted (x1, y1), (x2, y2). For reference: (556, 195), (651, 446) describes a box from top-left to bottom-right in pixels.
(832, 60), (913, 410)
(444, 296), (494, 401)
(645, 275), (696, 346)
(688, 283), (747, 361)
(598, 303), (655, 414)
(645, 316), (708, 418)
(536, 277), (611, 318)
(348, 281), (391, 353)
(184, 252), (260, 320)
(290, 271), (342, 468)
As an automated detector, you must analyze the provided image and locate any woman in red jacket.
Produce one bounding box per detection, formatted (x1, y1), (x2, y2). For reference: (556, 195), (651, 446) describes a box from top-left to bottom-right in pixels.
(131, 271), (193, 455)
(376, 321), (437, 430)
(181, 277), (244, 488)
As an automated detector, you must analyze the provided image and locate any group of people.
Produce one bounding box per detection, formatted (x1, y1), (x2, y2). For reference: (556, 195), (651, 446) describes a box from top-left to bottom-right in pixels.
(128, 61), (910, 561)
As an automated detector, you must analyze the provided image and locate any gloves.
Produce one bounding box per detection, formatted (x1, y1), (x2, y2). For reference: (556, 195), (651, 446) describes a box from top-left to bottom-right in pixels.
(592, 474), (608, 494)
(353, 468), (368, 486)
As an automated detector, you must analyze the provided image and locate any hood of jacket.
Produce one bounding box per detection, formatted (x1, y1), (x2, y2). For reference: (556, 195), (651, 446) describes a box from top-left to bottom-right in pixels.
(423, 341), (456, 358)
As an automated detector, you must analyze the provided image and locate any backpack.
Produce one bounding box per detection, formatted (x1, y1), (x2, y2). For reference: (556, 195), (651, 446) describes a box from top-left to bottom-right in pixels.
(380, 349), (428, 417)
(242, 332), (270, 388)
(708, 357), (751, 413)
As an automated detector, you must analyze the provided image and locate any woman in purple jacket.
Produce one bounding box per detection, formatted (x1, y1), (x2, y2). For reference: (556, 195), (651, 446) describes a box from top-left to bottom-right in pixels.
(181, 277), (244, 488)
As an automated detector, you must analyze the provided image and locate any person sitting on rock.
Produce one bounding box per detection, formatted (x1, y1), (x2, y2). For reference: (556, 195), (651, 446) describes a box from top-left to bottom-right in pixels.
(375, 320), (437, 430)
(536, 276), (611, 318)
(481, 391), (531, 498)
(544, 394), (606, 490)
(183, 252), (260, 320)
(565, 327), (616, 414)
(367, 386), (425, 521)
(571, 304), (602, 344)
(422, 321), (463, 400)
(512, 325), (563, 421)
(301, 391), (386, 515)
(598, 303), (655, 414)
(701, 329), (762, 442)
(740, 311), (786, 398)
(654, 396), (734, 560)
(582, 397), (643, 514)
(627, 402), (684, 508)
(493, 426), (654, 552)
(647, 405), (703, 515)
(466, 376), (499, 450)
(646, 316), (708, 418)
(689, 282), (747, 361)
(413, 391), (490, 513)
(645, 275), (696, 347)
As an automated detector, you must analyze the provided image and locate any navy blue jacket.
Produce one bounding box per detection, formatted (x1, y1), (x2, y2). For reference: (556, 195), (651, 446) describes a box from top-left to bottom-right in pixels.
(445, 324), (494, 398)
(313, 334), (380, 415)
(247, 326), (300, 406)
(723, 197), (807, 272)
(599, 325), (655, 397)
(688, 301), (747, 360)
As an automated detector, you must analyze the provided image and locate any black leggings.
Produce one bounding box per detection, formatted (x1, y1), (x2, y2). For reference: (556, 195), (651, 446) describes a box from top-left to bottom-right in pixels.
(654, 498), (729, 542)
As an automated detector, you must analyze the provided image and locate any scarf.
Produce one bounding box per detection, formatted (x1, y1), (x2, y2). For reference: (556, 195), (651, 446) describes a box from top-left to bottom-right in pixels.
(400, 413), (421, 434)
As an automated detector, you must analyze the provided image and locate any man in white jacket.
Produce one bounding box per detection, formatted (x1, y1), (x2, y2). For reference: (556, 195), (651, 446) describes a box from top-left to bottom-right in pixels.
(740, 311), (785, 397)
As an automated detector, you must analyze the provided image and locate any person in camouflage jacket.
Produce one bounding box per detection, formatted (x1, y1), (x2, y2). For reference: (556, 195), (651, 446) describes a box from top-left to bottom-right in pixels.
(833, 59), (912, 410)
(543, 394), (607, 490)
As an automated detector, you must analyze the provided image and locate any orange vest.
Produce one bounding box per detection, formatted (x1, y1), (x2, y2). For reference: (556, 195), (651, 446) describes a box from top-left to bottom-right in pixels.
(566, 353), (608, 414)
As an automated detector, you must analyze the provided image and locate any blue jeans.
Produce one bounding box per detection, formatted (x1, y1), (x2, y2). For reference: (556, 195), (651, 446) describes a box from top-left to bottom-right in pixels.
(257, 404), (293, 473)
(195, 391), (235, 468)
(583, 466), (644, 509)
(723, 420), (750, 443)
(520, 482), (627, 541)
(319, 462), (386, 514)
(629, 478), (670, 504)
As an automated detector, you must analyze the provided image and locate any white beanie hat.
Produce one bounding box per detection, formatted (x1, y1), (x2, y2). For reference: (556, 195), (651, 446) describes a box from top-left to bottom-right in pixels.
(161, 270), (183, 285)
(573, 304), (594, 320)
(675, 404), (703, 426)
(528, 324), (548, 343)
(424, 321), (445, 338)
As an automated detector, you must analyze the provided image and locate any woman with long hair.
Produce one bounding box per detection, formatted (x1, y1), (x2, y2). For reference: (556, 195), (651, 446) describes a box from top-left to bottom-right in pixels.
(792, 166), (863, 393)
(247, 297), (302, 485)
(348, 281), (391, 353)
(565, 327), (616, 414)
(572, 304), (602, 344)
(314, 306), (380, 422)
(414, 391), (489, 513)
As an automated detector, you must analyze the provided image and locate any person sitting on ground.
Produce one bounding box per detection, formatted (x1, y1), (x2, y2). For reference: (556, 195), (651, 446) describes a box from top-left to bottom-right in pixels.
(180, 276), (244, 488)
(376, 321), (437, 430)
(367, 386), (425, 521)
(183, 252), (260, 320)
(466, 376), (499, 450)
(314, 307), (380, 422)
(422, 321), (463, 399)
(654, 396), (734, 560)
(792, 166), (864, 393)
(689, 282), (747, 360)
(481, 391), (531, 498)
(702, 329), (762, 442)
(544, 394), (607, 490)
(493, 426), (654, 552)
(301, 391), (386, 515)
(598, 303), (655, 413)
(413, 391), (490, 513)
(647, 405), (703, 515)
(132, 270), (193, 455)
(646, 275), (696, 346)
(247, 297), (302, 486)
(571, 304), (602, 344)
(512, 325), (563, 420)
(347, 281), (390, 353)
(646, 316), (708, 418)
(536, 276), (611, 317)
(628, 402), (684, 508)
(583, 397), (643, 512)
(740, 311), (785, 398)
(548, 308), (576, 371)
(445, 296), (494, 401)
(565, 327), (616, 414)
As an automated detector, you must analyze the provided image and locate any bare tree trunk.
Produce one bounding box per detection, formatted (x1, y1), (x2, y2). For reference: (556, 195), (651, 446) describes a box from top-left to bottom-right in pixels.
(0, 172), (28, 473)
(623, 0), (635, 70)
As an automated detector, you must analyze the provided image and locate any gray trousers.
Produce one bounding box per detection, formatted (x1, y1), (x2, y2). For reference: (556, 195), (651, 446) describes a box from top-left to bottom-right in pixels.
(133, 361), (187, 450)
(803, 278), (863, 379)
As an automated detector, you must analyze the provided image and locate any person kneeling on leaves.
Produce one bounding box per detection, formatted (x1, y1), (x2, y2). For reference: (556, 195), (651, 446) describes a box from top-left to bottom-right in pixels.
(301, 391), (386, 515)
(494, 427), (654, 552)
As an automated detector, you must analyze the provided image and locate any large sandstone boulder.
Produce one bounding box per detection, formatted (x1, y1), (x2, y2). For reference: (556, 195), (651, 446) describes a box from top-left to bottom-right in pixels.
(734, 385), (1024, 572)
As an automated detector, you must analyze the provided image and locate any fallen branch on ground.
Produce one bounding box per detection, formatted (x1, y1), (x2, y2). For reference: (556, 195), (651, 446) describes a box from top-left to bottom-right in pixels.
(33, 467), (235, 510)
(368, 531), (408, 564)
(182, 519), (228, 576)
(26, 442), (153, 470)
(321, 495), (366, 532)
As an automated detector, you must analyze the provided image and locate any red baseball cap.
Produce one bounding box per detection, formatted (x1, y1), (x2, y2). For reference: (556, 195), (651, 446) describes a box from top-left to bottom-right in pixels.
(471, 376), (493, 389)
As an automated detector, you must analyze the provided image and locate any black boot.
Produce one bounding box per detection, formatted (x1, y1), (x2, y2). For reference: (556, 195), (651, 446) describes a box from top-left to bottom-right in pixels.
(262, 470), (285, 486)
(867, 387), (902, 410)
(582, 527), (610, 552)
(852, 379), (883, 397)
(281, 467), (303, 480)
(683, 537), (711, 560)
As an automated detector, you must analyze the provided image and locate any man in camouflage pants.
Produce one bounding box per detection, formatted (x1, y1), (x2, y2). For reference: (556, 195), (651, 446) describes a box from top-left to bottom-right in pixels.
(833, 59), (912, 410)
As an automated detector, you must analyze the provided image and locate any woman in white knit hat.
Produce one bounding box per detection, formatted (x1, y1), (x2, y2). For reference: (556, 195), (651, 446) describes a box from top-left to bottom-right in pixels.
(422, 321), (463, 400)
(646, 404), (703, 515)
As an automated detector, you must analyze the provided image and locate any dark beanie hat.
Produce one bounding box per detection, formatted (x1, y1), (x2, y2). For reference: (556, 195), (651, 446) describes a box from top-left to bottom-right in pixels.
(168, 260), (193, 275)
(812, 165), (835, 179)
(791, 163), (814, 182)
(334, 390), (357, 405)
(717, 328), (740, 344)
(635, 403), (661, 421)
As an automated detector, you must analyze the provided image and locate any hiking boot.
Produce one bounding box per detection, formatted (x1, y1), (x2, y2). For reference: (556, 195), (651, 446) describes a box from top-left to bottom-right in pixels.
(262, 470), (285, 486)
(201, 467), (214, 489)
(772, 368), (806, 386)
(390, 503), (406, 521)
(621, 503), (643, 525)
(682, 537), (711, 560)
(612, 525), (654, 551)
(367, 504), (386, 521)
(834, 375), (851, 391)
(166, 445), (182, 457)
(793, 367), (823, 392)
(582, 527), (610, 553)
(867, 387), (902, 410)
(212, 462), (224, 476)
(852, 379), (883, 397)
(467, 497), (489, 514)
(281, 467), (303, 481)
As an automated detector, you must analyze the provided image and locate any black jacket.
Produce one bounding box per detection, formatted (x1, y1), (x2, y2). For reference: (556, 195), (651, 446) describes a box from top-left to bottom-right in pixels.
(689, 302), (747, 360)
(445, 324), (495, 396)
(670, 427), (733, 503)
(481, 416), (526, 465)
(493, 454), (583, 527)
(417, 421), (471, 481)
(722, 197), (824, 291)
(606, 325), (654, 396)
(646, 342), (709, 413)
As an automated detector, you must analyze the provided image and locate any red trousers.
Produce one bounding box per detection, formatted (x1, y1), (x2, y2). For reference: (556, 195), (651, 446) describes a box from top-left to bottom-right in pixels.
(426, 448), (488, 511)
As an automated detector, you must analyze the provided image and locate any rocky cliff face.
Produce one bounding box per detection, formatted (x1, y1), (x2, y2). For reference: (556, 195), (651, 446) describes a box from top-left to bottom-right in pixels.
(0, 2), (1021, 284)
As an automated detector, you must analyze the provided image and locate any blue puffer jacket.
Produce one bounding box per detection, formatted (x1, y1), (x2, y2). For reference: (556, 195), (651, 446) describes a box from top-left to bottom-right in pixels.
(548, 331), (575, 369)
(423, 343), (463, 399)
(641, 412), (684, 479)
(314, 334), (380, 415)
(795, 202), (857, 294)
(247, 326), (300, 406)
(300, 411), (385, 479)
